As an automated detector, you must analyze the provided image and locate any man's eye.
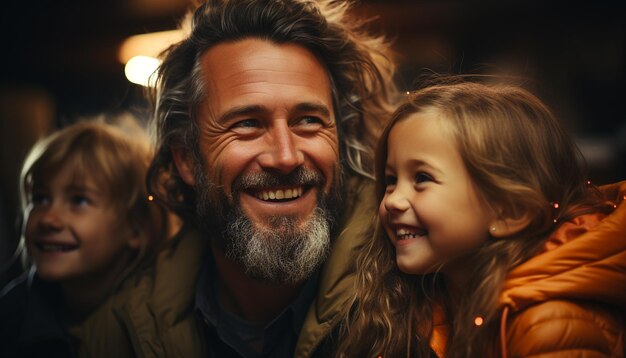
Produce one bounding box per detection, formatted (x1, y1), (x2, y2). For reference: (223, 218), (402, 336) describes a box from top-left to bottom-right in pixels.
(298, 116), (324, 126)
(232, 119), (259, 129)
(415, 172), (434, 184)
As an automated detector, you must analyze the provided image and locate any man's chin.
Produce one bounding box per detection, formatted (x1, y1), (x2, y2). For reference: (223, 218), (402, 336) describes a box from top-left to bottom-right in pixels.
(221, 206), (331, 285)
(247, 214), (309, 233)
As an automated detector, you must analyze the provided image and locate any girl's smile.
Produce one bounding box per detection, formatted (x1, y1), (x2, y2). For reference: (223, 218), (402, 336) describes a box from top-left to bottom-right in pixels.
(379, 109), (497, 278)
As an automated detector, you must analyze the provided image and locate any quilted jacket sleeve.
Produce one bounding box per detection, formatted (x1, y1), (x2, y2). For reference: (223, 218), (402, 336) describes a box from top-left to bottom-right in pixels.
(505, 300), (623, 358)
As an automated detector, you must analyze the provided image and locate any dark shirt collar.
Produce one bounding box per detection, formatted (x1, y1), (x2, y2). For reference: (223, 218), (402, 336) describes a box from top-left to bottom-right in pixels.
(195, 254), (319, 357)
(20, 267), (69, 344)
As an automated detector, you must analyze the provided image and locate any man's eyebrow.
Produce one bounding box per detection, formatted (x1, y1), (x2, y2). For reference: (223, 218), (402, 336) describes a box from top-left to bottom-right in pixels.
(293, 102), (331, 118)
(217, 105), (265, 124)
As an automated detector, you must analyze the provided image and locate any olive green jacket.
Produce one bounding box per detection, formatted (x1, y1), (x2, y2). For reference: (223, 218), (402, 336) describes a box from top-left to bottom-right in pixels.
(71, 176), (376, 358)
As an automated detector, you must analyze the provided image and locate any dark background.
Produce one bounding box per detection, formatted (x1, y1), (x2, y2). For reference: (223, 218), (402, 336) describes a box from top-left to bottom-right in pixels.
(1, 0), (624, 286)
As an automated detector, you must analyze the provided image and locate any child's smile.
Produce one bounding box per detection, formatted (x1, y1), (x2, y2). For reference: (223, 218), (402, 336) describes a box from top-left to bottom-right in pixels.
(379, 110), (496, 278)
(25, 163), (138, 283)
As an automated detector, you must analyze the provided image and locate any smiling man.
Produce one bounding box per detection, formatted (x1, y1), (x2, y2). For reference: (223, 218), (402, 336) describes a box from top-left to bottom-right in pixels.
(76, 1), (397, 357)
(174, 40), (343, 288)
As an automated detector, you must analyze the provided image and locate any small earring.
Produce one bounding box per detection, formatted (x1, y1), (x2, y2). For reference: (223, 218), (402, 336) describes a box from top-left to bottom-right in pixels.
(490, 226), (496, 232)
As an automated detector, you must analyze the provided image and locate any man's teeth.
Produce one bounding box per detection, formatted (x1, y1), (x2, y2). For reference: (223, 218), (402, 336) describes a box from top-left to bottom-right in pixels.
(256, 187), (304, 201)
(396, 228), (426, 239)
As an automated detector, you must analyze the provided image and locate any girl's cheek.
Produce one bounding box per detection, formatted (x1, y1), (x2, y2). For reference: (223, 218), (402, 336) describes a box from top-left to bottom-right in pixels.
(378, 200), (387, 222)
(378, 201), (393, 241)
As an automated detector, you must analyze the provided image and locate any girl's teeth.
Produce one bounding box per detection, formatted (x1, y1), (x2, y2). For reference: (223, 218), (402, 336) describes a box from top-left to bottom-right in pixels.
(396, 228), (426, 239)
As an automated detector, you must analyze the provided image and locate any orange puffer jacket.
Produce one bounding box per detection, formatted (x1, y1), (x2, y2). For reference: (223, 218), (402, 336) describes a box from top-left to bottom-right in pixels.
(498, 181), (626, 357)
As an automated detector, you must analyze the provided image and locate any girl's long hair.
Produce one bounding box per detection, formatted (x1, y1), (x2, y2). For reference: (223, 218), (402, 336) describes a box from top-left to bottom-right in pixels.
(336, 77), (615, 357)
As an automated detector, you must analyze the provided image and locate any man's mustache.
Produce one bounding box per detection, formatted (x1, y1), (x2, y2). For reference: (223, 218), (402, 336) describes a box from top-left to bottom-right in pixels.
(231, 166), (325, 192)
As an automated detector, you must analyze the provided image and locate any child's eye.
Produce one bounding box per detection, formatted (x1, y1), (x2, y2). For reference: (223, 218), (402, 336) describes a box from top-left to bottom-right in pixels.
(415, 172), (434, 184)
(31, 192), (50, 206)
(384, 175), (397, 187)
(70, 195), (91, 207)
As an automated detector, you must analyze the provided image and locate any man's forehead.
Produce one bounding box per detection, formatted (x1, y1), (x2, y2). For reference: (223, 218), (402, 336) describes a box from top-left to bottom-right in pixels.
(198, 38), (334, 119)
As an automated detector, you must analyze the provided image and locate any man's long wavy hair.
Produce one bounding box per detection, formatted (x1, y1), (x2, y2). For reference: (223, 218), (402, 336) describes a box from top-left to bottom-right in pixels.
(336, 78), (616, 357)
(146, 0), (397, 217)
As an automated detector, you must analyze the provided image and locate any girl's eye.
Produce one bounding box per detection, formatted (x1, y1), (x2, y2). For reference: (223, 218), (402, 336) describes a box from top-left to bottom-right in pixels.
(384, 175), (397, 187)
(415, 172), (434, 184)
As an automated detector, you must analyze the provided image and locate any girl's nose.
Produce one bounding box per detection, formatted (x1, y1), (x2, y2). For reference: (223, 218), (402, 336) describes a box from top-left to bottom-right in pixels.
(383, 188), (411, 213)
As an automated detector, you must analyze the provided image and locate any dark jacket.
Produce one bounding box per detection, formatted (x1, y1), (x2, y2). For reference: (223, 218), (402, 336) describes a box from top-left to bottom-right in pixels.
(0, 268), (75, 358)
(73, 176), (376, 357)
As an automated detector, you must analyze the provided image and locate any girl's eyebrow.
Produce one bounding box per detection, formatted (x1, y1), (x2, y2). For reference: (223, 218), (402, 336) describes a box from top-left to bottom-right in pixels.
(407, 159), (443, 175)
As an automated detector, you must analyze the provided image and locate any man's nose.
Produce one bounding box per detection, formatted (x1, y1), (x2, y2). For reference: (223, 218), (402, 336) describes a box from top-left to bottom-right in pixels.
(383, 187), (411, 213)
(257, 121), (305, 174)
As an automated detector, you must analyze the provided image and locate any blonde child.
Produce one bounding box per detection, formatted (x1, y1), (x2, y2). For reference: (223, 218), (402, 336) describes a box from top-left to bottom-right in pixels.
(337, 79), (626, 357)
(0, 121), (166, 357)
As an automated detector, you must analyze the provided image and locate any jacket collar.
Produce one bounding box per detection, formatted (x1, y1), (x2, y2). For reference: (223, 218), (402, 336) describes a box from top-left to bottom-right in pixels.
(500, 182), (626, 312)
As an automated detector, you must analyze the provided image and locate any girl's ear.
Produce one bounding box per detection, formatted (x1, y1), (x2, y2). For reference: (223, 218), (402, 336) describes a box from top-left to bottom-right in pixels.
(488, 211), (532, 238)
(171, 146), (196, 186)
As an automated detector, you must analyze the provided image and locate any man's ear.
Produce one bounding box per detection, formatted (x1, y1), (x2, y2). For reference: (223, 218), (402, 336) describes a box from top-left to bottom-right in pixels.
(171, 146), (196, 186)
(488, 211), (532, 238)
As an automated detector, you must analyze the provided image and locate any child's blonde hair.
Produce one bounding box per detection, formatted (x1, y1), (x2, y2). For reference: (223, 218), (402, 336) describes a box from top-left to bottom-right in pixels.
(20, 121), (166, 290)
(337, 77), (615, 357)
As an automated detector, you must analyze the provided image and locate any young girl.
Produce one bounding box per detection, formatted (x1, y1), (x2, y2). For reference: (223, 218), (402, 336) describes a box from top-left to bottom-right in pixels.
(0, 121), (166, 357)
(337, 79), (626, 357)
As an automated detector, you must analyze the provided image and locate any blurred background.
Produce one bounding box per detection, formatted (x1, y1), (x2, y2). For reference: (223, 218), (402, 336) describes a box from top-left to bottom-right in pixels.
(1, 0), (624, 286)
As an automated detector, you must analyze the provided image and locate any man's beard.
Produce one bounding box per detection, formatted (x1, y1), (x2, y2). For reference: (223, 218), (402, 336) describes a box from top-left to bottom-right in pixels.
(193, 163), (342, 285)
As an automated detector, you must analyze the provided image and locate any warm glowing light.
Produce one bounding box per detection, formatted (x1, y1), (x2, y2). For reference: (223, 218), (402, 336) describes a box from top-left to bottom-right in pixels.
(587, 180), (592, 185)
(148, 195), (154, 201)
(553, 219), (558, 223)
(118, 29), (185, 64)
(124, 56), (161, 87)
(474, 316), (484, 326)
(553, 203), (559, 209)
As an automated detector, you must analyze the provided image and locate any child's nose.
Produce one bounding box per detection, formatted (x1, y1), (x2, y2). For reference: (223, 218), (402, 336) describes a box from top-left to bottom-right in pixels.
(383, 189), (411, 212)
(37, 206), (65, 231)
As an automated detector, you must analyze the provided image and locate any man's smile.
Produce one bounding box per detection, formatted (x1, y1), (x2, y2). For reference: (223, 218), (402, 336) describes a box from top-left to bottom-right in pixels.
(240, 185), (318, 216)
(252, 186), (307, 202)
